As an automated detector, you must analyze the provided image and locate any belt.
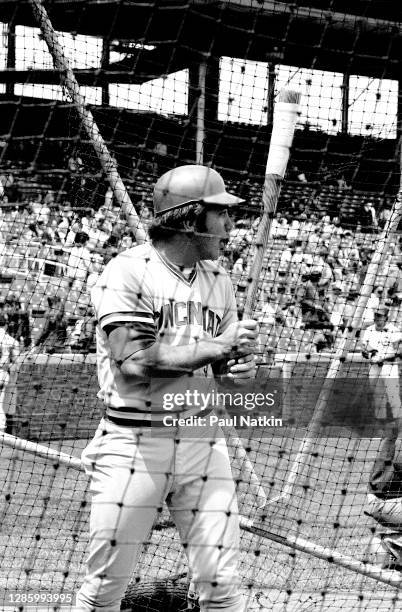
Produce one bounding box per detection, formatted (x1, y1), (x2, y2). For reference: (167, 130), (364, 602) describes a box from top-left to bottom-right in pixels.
(105, 408), (212, 428)
(105, 414), (168, 428)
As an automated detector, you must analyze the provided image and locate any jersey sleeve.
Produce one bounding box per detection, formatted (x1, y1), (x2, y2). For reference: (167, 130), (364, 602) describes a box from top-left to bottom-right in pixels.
(91, 253), (155, 331)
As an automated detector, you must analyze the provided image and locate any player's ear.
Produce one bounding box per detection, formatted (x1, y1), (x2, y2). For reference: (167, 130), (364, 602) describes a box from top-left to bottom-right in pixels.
(183, 218), (195, 232)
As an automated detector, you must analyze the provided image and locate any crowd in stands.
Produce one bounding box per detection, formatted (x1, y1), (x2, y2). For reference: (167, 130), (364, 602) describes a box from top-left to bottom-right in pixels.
(225, 210), (402, 357)
(0, 163), (401, 359)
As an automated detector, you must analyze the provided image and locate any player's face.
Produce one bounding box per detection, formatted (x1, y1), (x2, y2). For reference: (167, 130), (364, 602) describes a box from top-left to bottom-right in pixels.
(196, 207), (234, 260)
(374, 314), (386, 330)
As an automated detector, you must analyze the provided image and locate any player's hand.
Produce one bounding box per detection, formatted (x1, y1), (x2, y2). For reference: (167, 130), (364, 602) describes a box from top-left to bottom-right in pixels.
(227, 353), (256, 381)
(217, 320), (258, 358)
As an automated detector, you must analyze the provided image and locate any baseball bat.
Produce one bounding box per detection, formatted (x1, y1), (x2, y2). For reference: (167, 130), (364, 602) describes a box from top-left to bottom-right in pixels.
(244, 89), (302, 317)
(224, 90), (301, 508)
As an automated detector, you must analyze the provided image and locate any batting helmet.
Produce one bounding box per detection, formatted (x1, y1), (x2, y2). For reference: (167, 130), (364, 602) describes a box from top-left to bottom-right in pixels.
(374, 306), (389, 317)
(153, 165), (244, 216)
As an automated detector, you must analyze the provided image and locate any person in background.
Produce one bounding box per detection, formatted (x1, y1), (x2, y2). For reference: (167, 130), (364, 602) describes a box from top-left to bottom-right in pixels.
(33, 296), (68, 354)
(67, 305), (96, 354)
(365, 422), (402, 571)
(361, 286), (385, 328)
(2, 295), (31, 349)
(67, 232), (92, 290)
(86, 254), (104, 292)
(359, 201), (378, 233)
(0, 312), (19, 432)
(326, 281), (347, 328)
(361, 307), (402, 425)
(86, 215), (111, 251)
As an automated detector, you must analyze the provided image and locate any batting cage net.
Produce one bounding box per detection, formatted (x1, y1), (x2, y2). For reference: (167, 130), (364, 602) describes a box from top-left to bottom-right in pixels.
(0, 1), (401, 611)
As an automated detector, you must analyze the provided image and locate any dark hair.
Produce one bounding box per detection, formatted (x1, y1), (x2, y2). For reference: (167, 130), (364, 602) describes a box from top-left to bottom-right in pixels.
(104, 235), (119, 248)
(74, 231), (89, 245)
(148, 202), (208, 242)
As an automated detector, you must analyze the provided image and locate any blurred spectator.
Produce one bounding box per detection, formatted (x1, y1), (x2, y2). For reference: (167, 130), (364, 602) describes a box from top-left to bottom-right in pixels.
(379, 205), (392, 229)
(297, 268), (332, 330)
(287, 164), (308, 183)
(359, 201), (378, 233)
(361, 307), (402, 422)
(110, 207), (127, 239)
(1, 295), (31, 349)
(259, 291), (279, 326)
(280, 302), (304, 330)
(0, 172), (18, 202)
(57, 207), (79, 244)
(29, 193), (44, 219)
(332, 217), (344, 237)
(232, 256), (245, 277)
(227, 219), (253, 259)
(336, 231), (361, 272)
(67, 153), (84, 174)
(118, 232), (135, 251)
(311, 248), (334, 289)
(36, 220), (56, 244)
(0, 311), (19, 432)
(326, 281), (347, 327)
(0, 175), (5, 202)
(318, 215), (335, 241)
(297, 214), (313, 245)
(43, 190), (55, 208)
(86, 254), (104, 291)
(153, 141), (168, 174)
(104, 186), (114, 213)
(286, 218), (302, 243)
(362, 286), (385, 328)
(86, 215), (111, 251)
(66, 231), (92, 287)
(388, 259), (402, 299)
(271, 213), (289, 240)
(67, 305), (96, 353)
(379, 258), (402, 299)
(67, 153), (84, 195)
(342, 291), (359, 325)
(102, 235), (120, 265)
(33, 296), (68, 353)
(139, 202), (153, 223)
(336, 175), (349, 189)
(36, 199), (51, 225)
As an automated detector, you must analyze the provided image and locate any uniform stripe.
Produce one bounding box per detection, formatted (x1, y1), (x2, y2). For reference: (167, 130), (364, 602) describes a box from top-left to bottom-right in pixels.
(108, 406), (168, 416)
(99, 311), (154, 328)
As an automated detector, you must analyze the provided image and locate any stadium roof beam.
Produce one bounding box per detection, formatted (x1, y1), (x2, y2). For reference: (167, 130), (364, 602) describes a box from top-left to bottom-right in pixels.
(0, 0), (400, 79)
(0, 68), (189, 86)
(224, 1), (401, 33)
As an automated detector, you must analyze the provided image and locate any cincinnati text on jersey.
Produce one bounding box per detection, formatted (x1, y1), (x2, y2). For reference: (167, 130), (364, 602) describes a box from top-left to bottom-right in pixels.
(157, 300), (222, 336)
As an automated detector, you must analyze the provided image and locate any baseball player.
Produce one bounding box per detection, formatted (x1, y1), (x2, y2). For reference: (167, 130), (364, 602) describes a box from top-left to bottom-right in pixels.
(361, 306), (402, 424)
(0, 311), (19, 432)
(365, 422), (402, 570)
(76, 165), (258, 612)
